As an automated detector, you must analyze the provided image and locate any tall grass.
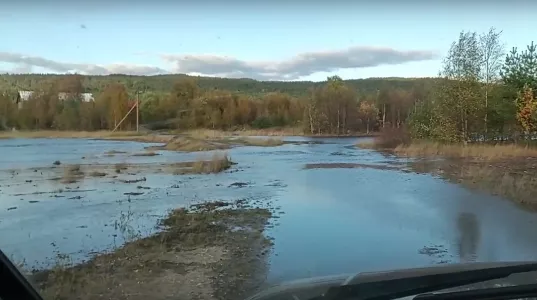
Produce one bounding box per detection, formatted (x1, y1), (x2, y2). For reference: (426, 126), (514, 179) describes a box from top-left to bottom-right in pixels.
(355, 127), (410, 150)
(395, 142), (537, 160)
(161, 137), (229, 152)
(190, 152), (233, 174)
(240, 137), (284, 147)
(173, 152), (233, 175)
(183, 127), (303, 138)
(0, 130), (143, 139)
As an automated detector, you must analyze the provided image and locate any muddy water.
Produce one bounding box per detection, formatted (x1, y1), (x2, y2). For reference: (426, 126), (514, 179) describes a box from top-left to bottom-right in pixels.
(2, 137), (537, 284)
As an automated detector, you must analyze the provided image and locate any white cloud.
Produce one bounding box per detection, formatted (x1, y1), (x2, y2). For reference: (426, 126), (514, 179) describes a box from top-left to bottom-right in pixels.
(0, 52), (168, 76)
(161, 46), (438, 80)
(0, 45), (438, 80)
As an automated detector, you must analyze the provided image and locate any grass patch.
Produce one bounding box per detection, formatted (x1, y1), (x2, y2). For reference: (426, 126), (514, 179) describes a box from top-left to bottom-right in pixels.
(149, 137), (230, 152)
(239, 137), (284, 147)
(131, 151), (160, 157)
(182, 127), (303, 138)
(355, 140), (376, 149)
(88, 171), (107, 177)
(395, 142), (537, 160)
(60, 164), (84, 184)
(33, 199), (273, 300)
(355, 127), (410, 150)
(409, 158), (537, 209)
(114, 163), (128, 174)
(105, 150), (127, 155)
(0, 130), (143, 139)
(173, 152), (234, 175)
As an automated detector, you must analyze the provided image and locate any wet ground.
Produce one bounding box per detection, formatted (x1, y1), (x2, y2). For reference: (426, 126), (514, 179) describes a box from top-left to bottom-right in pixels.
(3, 137), (537, 286)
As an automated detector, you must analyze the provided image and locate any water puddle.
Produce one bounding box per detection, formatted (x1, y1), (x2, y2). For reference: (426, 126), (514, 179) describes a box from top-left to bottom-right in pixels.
(2, 137), (537, 286)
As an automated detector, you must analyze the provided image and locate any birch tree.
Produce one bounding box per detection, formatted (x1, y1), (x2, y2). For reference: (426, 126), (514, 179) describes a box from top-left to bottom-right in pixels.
(441, 31), (483, 142)
(479, 27), (505, 138)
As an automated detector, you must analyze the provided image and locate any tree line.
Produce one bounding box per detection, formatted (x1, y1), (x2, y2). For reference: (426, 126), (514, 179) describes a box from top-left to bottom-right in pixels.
(0, 72), (426, 134)
(1, 26), (534, 139)
(407, 28), (537, 143)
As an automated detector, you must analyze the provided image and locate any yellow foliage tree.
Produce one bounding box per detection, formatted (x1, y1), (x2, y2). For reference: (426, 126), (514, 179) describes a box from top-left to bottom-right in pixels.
(515, 86), (537, 134)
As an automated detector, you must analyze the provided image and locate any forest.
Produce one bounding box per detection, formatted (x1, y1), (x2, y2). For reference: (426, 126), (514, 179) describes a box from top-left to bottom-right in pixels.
(0, 27), (535, 141)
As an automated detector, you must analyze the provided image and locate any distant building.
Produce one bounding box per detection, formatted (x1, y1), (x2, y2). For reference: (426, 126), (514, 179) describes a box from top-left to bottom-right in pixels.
(58, 92), (94, 102)
(15, 90), (94, 109)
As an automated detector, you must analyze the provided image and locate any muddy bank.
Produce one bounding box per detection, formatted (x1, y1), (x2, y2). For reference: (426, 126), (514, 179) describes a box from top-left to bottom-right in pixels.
(358, 139), (537, 210)
(32, 199), (273, 300)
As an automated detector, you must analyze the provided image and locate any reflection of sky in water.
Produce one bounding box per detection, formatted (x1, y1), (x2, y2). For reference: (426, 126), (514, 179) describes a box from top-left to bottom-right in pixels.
(1, 137), (537, 283)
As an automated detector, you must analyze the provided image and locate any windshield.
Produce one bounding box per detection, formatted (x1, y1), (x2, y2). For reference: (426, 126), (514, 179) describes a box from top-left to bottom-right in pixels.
(1, 2), (537, 300)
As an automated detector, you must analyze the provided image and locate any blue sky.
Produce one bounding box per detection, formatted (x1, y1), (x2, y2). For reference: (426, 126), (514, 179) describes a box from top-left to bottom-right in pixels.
(1, 1), (535, 81)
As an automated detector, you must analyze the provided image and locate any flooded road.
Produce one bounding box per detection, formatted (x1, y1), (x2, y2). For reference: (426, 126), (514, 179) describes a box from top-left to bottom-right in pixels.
(2, 137), (537, 284)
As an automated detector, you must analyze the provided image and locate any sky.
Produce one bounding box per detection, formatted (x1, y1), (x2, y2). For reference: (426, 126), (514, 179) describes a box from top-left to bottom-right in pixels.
(0, 0), (536, 81)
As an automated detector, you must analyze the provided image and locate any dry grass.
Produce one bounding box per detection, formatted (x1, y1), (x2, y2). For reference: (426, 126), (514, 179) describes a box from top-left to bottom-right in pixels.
(0, 130), (180, 145)
(409, 159), (537, 209)
(173, 152), (233, 175)
(88, 171), (107, 177)
(239, 137), (284, 147)
(131, 151), (160, 157)
(182, 127), (303, 138)
(114, 163), (128, 173)
(105, 150), (127, 155)
(355, 127), (410, 150)
(60, 164), (84, 184)
(150, 137), (230, 152)
(355, 140), (376, 149)
(0, 130), (143, 139)
(395, 142), (537, 160)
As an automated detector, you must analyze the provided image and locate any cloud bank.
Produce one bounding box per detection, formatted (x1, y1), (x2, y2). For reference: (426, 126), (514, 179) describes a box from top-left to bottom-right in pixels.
(0, 46), (438, 80)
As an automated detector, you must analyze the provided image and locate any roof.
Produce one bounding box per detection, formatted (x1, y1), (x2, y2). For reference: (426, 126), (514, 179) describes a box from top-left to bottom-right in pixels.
(58, 92), (94, 102)
(17, 91), (94, 102)
(17, 91), (34, 101)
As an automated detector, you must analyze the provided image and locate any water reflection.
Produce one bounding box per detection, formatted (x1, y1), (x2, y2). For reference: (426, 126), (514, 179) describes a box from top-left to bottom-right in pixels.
(456, 212), (480, 263)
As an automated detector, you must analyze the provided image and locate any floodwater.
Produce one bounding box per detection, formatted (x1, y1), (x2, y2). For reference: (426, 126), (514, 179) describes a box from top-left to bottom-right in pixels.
(2, 137), (537, 284)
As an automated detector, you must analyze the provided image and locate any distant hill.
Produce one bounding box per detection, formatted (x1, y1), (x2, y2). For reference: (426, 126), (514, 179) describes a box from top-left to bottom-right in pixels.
(0, 73), (437, 97)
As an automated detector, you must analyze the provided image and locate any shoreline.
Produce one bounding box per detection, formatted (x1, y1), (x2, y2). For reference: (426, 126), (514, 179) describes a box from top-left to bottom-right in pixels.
(30, 199), (274, 300)
(357, 141), (537, 210)
(0, 129), (378, 141)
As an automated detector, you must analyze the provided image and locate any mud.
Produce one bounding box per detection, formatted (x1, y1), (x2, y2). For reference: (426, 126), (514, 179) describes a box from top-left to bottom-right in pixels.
(32, 199), (273, 300)
(303, 162), (409, 172)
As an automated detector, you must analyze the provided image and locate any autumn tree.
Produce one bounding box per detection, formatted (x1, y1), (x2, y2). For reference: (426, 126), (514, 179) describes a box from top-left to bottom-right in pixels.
(515, 86), (537, 135)
(438, 31), (484, 142)
(304, 76), (360, 134)
(96, 83), (131, 130)
(58, 75), (84, 95)
(479, 27), (505, 137)
(358, 100), (379, 134)
(0, 93), (15, 130)
(501, 41), (537, 139)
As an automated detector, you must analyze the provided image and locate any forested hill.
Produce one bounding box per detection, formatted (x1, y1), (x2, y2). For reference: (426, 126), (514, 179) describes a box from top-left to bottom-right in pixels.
(0, 74), (436, 97)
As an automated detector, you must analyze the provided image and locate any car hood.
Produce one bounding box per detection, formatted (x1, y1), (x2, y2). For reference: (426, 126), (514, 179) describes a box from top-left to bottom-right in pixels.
(245, 262), (537, 300)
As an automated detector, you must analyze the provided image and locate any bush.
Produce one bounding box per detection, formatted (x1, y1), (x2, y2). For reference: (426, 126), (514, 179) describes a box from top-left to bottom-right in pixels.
(374, 127), (411, 149)
(251, 117), (273, 129)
